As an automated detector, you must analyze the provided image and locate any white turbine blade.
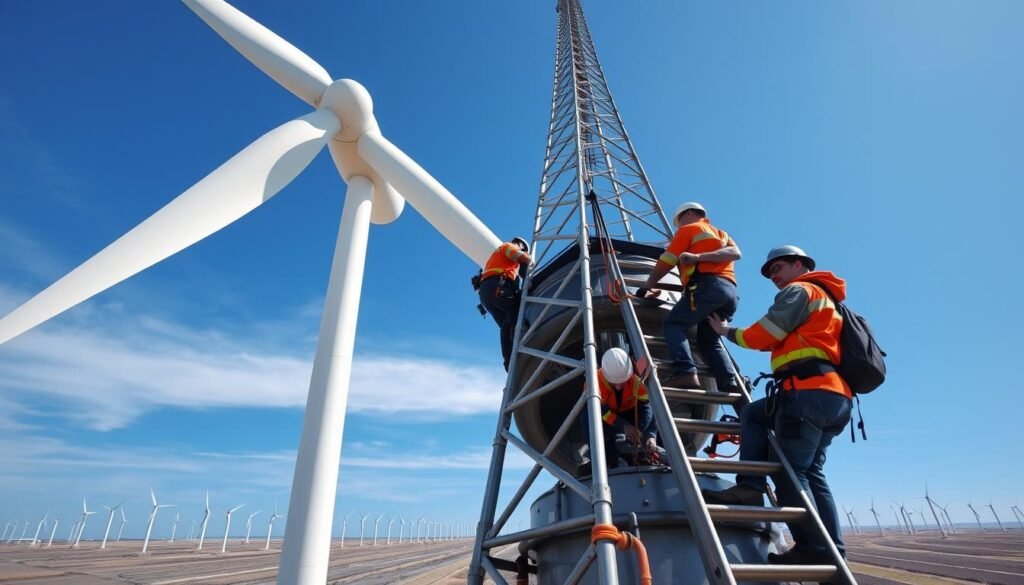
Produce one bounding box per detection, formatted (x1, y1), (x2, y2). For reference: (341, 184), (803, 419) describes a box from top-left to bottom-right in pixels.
(230, 504), (245, 514)
(0, 109), (340, 346)
(150, 487), (157, 507)
(182, 0), (331, 107)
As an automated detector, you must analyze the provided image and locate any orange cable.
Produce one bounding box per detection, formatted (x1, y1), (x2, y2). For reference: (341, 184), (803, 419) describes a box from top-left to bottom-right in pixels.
(590, 524), (652, 585)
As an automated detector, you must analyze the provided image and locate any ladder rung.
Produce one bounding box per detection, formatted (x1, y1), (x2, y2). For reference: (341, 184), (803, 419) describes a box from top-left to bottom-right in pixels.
(730, 564), (837, 582)
(688, 458), (781, 475)
(674, 418), (740, 434)
(664, 387), (743, 404)
(707, 504), (807, 522)
(641, 334), (666, 346)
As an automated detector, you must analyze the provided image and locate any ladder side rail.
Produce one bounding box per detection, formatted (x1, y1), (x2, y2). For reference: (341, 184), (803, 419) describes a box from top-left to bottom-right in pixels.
(519, 259), (581, 342)
(484, 514), (597, 550)
(615, 285), (736, 585)
(722, 351), (859, 585)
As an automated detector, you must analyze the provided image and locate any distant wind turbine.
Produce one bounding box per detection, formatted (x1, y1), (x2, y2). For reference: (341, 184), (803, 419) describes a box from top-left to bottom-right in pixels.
(221, 504), (245, 553)
(170, 513), (180, 542)
(30, 512), (48, 546)
(265, 503), (283, 551)
(966, 502), (985, 531)
(142, 488), (174, 553)
(187, 519), (196, 542)
(116, 508), (128, 543)
(1, 523), (12, 542)
(197, 492), (212, 551)
(987, 503), (1007, 532)
(74, 499), (98, 547)
(372, 513), (385, 546)
(47, 518), (59, 547)
(398, 516), (406, 544)
(244, 510), (261, 544)
(19, 521), (29, 542)
(924, 484), (948, 538)
(1010, 505), (1024, 529)
(868, 500), (885, 535)
(386, 516), (397, 545)
(938, 502), (957, 535)
(100, 503), (123, 549)
(339, 512), (354, 548)
(358, 513), (370, 547)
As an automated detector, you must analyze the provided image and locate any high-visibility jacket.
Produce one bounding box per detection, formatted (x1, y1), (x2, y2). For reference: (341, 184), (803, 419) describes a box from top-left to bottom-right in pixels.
(727, 271), (851, 398)
(597, 370), (650, 428)
(659, 218), (737, 286)
(481, 242), (528, 282)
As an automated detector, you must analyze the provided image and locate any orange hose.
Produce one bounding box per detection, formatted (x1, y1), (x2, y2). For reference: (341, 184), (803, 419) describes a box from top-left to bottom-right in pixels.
(591, 524), (653, 585)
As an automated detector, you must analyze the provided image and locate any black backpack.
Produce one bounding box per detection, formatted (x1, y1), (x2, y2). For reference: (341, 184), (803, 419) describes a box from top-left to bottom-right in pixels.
(810, 281), (887, 394)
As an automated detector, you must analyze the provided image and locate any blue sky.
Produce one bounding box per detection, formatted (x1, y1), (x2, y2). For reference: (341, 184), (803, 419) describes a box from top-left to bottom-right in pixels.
(0, 0), (1022, 541)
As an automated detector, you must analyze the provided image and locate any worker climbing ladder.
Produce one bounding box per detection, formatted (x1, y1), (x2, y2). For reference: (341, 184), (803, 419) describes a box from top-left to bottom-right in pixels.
(468, 1), (859, 584)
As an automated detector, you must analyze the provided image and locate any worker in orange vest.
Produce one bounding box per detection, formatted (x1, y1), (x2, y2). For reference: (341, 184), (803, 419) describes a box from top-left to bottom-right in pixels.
(596, 348), (658, 469)
(477, 237), (533, 371)
(702, 245), (853, 565)
(641, 202), (741, 390)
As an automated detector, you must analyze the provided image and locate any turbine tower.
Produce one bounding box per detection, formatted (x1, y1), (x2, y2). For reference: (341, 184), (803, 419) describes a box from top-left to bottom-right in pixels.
(116, 509), (127, 543)
(221, 504), (245, 553)
(73, 499), (97, 547)
(266, 504), (283, 551)
(967, 502), (985, 531)
(197, 492), (212, 551)
(142, 488), (173, 553)
(244, 510), (260, 544)
(100, 503), (122, 549)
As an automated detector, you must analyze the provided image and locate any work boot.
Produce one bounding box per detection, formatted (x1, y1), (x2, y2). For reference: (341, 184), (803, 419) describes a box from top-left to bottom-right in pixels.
(663, 371), (701, 389)
(767, 546), (834, 565)
(701, 484), (764, 506)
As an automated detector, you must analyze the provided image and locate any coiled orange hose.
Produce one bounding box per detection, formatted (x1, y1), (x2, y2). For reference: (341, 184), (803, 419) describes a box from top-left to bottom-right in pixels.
(591, 524), (652, 585)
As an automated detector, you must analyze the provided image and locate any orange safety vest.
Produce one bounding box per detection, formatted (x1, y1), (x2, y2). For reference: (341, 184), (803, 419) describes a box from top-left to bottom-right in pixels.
(597, 370), (649, 426)
(660, 218), (737, 286)
(481, 243), (527, 282)
(734, 272), (851, 398)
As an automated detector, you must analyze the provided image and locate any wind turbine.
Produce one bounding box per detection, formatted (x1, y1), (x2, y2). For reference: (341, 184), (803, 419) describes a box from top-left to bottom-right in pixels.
(197, 492), (212, 551)
(66, 520), (79, 543)
(116, 509), (128, 543)
(900, 503), (916, 534)
(987, 502), (1007, 532)
(244, 510), (261, 544)
(221, 504), (245, 553)
(339, 512), (354, 548)
(386, 516), (396, 545)
(923, 484), (948, 538)
(47, 518), (59, 547)
(187, 519), (196, 542)
(967, 502), (985, 531)
(30, 512), (48, 546)
(266, 503), (283, 551)
(100, 503), (123, 549)
(1, 523), (11, 542)
(868, 499), (885, 535)
(142, 488), (174, 553)
(417, 517), (426, 543)
(74, 498), (98, 547)
(0, 0), (500, 581)
(372, 513), (385, 546)
(398, 516), (406, 544)
(358, 513), (370, 547)
(939, 502), (957, 535)
(170, 513), (180, 542)
(19, 522), (29, 542)
(1011, 505), (1024, 529)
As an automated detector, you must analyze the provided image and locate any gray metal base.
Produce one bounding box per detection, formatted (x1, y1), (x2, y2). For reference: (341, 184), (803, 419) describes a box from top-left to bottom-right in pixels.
(528, 468), (783, 585)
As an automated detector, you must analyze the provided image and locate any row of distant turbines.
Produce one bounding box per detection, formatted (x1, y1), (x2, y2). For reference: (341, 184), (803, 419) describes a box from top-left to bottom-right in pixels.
(843, 488), (1024, 538)
(0, 489), (476, 554)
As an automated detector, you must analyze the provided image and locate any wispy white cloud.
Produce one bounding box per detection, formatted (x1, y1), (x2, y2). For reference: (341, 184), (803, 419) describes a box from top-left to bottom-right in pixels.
(0, 305), (503, 430)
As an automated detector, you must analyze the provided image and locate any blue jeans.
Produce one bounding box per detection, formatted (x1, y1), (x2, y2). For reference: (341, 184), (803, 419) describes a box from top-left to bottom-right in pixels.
(663, 275), (738, 386)
(479, 276), (520, 370)
(736, 390), (852, 555)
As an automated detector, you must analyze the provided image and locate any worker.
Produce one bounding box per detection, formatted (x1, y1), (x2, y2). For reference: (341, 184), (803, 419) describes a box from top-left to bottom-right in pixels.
(478, 237), (533, 371)
(702, 245), (853, 565)
(640, 202), (741, 390)
(596, 348), (658, 469)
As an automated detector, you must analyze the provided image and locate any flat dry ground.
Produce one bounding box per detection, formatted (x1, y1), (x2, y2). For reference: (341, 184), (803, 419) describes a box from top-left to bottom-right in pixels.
(1, 530), (1022, 584)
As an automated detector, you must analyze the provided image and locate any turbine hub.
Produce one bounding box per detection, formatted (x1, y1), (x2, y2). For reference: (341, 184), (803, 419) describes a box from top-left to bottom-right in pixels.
(320, 79), (377, 142)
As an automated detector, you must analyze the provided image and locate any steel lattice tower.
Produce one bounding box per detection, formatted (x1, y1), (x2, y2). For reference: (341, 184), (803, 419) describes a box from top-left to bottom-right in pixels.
(533, 0), (672, 264)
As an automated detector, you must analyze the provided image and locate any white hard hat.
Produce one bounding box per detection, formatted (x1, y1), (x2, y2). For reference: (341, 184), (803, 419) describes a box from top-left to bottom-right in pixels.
(510, 236), (530, 254)
(601, 348), (633, 384)
(672, 202), (706, 228)
(761, 245), (816, 277)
